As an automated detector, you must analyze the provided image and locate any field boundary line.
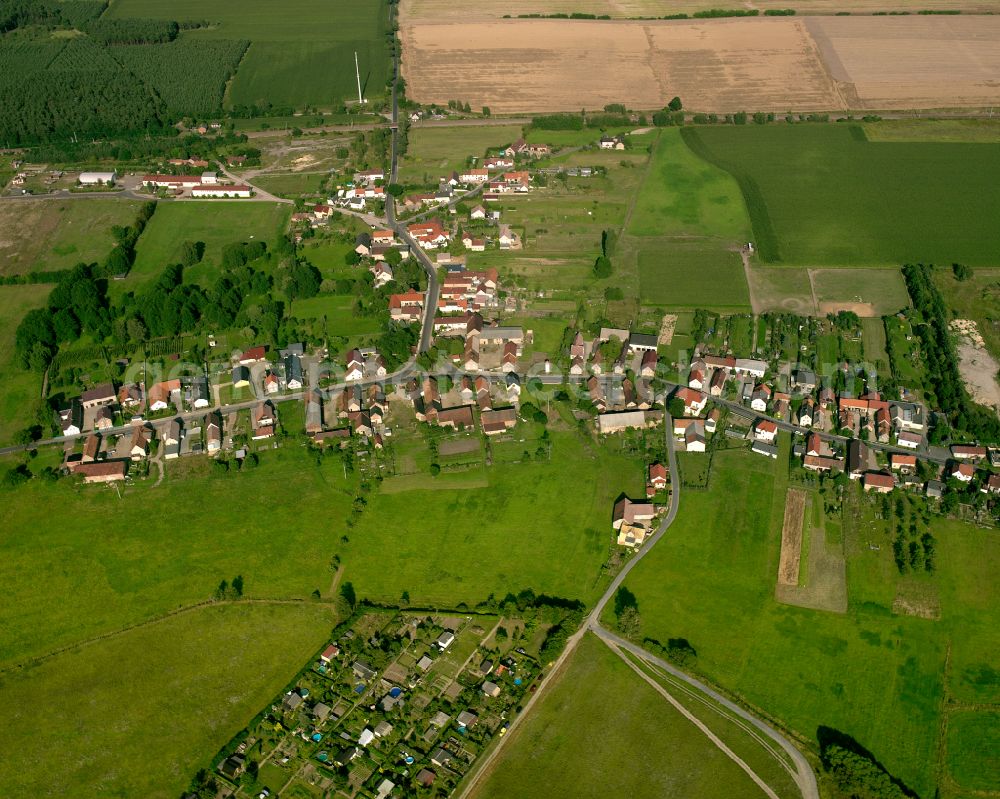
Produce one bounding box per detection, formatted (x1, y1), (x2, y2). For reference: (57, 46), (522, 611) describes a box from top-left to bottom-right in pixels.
(607, 636), (782, 799)
(0, 597), (332, 675)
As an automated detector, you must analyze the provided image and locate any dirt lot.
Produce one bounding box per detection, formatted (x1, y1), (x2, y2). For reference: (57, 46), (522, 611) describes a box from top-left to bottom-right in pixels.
(402, 0), (999, 22)
(777, 488), (807, 586)
(401, 15), (1000, 113)
(951, 319), (1000, 411)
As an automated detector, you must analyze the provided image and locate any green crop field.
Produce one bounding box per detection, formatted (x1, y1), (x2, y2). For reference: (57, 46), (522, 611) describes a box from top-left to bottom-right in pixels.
(0, 285), (52, 445)
(470, 633), (773, 799)
(638, 245), (750, 310)
(397, 125), (522, 184)
(945, 710), (1000, 793)
(0, 602), (336, 798)
(863, 119), (1000, 143)
(107, 0), (392, 108)
(0, 199), (141, 277)
(683, 125), (1000, 266)
(610, 448), (1000, 798)
(123, 201), (289, 296)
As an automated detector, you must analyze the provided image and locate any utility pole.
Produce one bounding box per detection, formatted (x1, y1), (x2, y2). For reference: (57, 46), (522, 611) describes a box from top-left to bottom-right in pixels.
(355, 51), (364, 105)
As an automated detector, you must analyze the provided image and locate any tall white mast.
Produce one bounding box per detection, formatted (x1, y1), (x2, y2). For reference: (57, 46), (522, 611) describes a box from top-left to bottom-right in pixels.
(355, 51), (363, 104)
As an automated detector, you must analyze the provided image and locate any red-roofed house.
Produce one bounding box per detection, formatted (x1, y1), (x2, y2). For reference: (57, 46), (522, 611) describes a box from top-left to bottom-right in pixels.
(863, 472), (895, 493)
(754, 419), (778, 442)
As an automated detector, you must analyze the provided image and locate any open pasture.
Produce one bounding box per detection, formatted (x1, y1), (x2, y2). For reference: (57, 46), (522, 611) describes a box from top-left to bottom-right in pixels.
(613, 449), (1000, 798)
(0, 199), (140, 277)
(0, 602), (336, 799)
(945, 710), (1000, 793)
(469, 633), (773, 799)
(0, 426), (639, 668)
(685, 125), (1000, 266)
(0, 285), (52, 445)
(347, 427), (642, 606)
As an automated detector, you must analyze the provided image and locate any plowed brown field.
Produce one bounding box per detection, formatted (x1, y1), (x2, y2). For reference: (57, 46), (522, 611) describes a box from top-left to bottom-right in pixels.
(400, 14), (1000, 113)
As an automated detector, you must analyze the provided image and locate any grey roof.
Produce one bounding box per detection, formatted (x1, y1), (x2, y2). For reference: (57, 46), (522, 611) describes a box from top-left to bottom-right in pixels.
(752, 441), (778, 456)
(192, 376), (209, 401)
(280, 342), (305, 357)
(284, 353), (303, 383)
(232, 365), (250, 383)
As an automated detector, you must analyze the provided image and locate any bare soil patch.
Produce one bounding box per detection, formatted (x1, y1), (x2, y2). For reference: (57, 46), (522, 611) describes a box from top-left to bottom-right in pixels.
(658, 314), (677, 345)
(818, 300), (876, 317)
(777, 488), (807, 586)
(951, 319), (1000, 411)
(401, 15), (1000, 114)
(439, 438), (481, 456)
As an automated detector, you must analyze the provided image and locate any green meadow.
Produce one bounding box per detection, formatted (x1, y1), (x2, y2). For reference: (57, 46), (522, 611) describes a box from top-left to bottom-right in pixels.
(0, 602), (336, 798)
(0, 425), (639, 667)
(470, 633), (774, 799)
(0, 284), (52, 445)
(628, 128), (752, 241)
(683, 125), (1000, 266)
(610, 448), (1000, 798)
(290, 293), (382, 337)
(123, 201), (289, 295)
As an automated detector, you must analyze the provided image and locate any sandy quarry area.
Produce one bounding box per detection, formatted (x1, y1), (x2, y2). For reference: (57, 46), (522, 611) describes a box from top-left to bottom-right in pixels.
(951, 319), (1000, 411)
(400, 15), (1000, 113)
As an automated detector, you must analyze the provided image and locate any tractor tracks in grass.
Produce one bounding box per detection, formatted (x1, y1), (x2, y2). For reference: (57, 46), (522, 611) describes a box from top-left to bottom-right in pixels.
(0, 597), (337, 677)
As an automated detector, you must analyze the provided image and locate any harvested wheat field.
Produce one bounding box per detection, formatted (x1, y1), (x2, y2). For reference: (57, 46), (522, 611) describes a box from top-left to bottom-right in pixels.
(401, 15), (1000, 113)
(806, 16), (1000, 109)
(401, 0), (1000, 22)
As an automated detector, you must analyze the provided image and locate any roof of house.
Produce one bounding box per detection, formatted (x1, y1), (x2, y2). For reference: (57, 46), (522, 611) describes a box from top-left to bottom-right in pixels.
(864, 471), (895, 489)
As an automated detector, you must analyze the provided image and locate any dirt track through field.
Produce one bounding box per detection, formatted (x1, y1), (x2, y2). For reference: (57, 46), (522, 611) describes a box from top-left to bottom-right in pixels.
(777, 488), (806, 586)
(401, 15), (1000, 113)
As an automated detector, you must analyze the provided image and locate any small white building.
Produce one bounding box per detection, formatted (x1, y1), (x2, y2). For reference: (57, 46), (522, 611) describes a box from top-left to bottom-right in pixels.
(191, 184), (252, 198)
(201, 171), (219, 185)
(78, 171), (117, 186)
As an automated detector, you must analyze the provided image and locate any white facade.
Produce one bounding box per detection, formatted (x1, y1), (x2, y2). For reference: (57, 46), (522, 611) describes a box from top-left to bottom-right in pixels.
(79, 171), (117, 186)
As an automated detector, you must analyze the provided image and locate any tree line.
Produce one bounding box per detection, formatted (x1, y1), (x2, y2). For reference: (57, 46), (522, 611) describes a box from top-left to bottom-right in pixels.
(902, 262), (1000, 442)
